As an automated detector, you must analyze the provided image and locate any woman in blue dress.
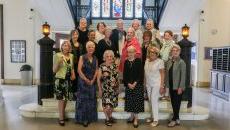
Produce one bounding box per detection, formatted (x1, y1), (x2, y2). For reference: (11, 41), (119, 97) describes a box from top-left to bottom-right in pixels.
(75, 41), (98, 127)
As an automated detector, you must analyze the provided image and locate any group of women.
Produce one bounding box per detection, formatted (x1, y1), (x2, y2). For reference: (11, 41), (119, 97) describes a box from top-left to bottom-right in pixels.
(53, 18), (186, 128)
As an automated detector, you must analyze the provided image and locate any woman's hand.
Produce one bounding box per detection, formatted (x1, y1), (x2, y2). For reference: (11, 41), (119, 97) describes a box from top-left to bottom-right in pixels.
(59, 56), (65, 65)
(89, 80), (95, 86)
(84, 78), (91, 85)
(177, 88), (183, 95)
(160, 87), (165, 95)
(128, 83), (134, 89)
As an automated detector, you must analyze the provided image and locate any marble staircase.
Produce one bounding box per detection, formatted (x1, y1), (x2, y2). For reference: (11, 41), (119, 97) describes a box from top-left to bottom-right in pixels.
(19, 92), (209, 120)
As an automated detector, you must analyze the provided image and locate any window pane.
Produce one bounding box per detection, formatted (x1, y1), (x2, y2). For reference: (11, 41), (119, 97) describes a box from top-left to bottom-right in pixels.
(92, 0), (100, 17)
(113, 0), (122, 18)
(135, 0), (143, 18)
(102, 0), (110, 17)
(125, 0), (133, 18)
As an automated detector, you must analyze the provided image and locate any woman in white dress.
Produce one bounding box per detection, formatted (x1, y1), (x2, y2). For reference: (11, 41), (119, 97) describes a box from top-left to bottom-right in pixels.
(144, 46), (165, 127)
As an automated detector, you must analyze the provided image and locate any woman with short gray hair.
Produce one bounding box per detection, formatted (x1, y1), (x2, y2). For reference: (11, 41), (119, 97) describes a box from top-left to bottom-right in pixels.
(97, 50), (119, 126)
(165, 44), (186, 127)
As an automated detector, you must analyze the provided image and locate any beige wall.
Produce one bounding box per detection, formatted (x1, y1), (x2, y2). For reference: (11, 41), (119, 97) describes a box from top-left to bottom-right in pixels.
(0, 0), (43, 83)
(197, 0), (230, 84)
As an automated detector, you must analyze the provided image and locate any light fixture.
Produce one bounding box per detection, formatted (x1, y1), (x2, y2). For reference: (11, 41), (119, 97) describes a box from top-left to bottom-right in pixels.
(42, 22), (50, 37)
(182, 24), (189, 39)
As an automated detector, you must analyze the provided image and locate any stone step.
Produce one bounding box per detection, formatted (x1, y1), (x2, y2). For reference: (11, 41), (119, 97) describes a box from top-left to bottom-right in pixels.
(19, 103), (209, 120)
(42, 98), (189, 112)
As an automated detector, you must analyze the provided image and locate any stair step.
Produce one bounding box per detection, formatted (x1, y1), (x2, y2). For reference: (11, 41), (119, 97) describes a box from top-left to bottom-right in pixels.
(42, 98), (189, 112)
(19, 103), (209, 120)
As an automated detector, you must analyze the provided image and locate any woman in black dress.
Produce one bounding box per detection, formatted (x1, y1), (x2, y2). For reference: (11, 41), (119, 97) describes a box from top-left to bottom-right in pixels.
(96, 28), (119, 65)
(123, 46), (144, 128)
(70, 29), (82, 98)
(77, 18), (89, 54)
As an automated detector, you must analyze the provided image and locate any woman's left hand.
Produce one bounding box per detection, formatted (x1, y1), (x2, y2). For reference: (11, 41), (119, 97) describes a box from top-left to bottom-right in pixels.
(177, 88), (183, 95)
(89, 80), (94, 86)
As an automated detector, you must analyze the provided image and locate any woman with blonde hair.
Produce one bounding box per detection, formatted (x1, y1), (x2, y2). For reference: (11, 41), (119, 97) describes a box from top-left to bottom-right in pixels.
(53, 40), (75, 126)
(97, 50), (119, 126)
(144, 46), (165, 127)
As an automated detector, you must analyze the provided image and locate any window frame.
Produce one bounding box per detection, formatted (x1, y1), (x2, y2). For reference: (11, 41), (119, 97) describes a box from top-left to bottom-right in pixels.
(91, 0), (143, 20)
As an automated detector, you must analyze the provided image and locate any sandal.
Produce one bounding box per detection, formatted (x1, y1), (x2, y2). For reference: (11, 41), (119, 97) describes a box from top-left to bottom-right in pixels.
(168, 121), (177, 127)
(133, 121), (139, 128)
(58, 119), (65, 126)
(105, 119), (112, 126)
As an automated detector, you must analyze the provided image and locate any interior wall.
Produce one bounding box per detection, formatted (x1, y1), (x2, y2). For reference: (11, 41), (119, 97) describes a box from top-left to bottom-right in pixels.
(0, 0), (43, 83)
(197, 0), (230, 84)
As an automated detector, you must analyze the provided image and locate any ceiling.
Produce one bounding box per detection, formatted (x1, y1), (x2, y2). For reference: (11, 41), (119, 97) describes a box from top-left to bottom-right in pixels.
(159, 0), (206, 31)
(29, 0), (75, 31)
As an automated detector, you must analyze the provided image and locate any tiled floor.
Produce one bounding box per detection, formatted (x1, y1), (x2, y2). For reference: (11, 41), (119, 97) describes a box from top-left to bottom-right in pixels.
(0, 85), (230, 130)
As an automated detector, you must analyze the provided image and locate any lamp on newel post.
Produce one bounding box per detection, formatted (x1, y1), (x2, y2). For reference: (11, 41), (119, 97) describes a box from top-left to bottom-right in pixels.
(178, 24), (195, 108)
(37, 22), (55, 105)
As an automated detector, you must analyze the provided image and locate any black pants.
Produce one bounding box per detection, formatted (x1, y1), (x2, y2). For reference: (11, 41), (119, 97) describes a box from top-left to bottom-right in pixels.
(169, 88), (182, 121)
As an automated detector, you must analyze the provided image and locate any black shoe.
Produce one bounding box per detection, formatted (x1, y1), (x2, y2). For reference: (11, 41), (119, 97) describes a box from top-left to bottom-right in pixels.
(58, 120), (65, 126)
(110, 117), (116, 123)
(127, 118), (134, 123)
(83, 121), (88, 127)
(105, 119), (112, 126)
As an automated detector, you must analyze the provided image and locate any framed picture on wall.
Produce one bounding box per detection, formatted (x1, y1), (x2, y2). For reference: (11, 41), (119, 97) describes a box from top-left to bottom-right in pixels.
(10, 40), (26, 63)
(204, 47), (212, 60)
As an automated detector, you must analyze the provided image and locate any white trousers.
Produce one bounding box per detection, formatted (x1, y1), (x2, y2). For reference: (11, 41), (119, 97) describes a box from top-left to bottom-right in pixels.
(146, 85), (160, 121)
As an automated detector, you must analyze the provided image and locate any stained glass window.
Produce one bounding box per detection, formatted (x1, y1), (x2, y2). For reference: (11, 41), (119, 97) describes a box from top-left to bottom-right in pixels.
(102, 0), (110, 17)
(92, 0), (100, 17)
(135, 0), (142, 18)
(92, 0), (143, 18)
(125, 0), (133, 18)
(112, 0), (122, 18)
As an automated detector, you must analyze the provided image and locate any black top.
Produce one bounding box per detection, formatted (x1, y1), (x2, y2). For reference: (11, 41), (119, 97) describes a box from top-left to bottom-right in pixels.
(77, 28), (89, 54)
(169, 61), (174, 89)
(110, 29), (126, 56)
(96, 39), (119, 65)
(70, 39), (81, 74)
(123, 58), (142, 86)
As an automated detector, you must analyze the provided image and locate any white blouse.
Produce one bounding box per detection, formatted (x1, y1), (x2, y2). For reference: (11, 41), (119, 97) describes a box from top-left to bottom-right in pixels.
(144, 58), (164, 87)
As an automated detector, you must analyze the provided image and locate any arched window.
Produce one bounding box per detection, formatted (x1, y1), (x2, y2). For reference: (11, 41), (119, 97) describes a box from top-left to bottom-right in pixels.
(92, 0), (143, 19)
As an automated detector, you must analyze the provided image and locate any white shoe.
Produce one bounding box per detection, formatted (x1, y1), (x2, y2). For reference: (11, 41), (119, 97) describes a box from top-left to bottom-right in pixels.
(150, 121), (159, 127)
(145, 118), (153, 123)
(168, 121), (177, 127)
(176, 119), (180, 125)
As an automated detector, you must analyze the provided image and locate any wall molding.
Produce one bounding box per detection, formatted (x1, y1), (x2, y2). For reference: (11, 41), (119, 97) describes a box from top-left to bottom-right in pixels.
(2, 79), (39, 85)
(196, 81), (210, 88)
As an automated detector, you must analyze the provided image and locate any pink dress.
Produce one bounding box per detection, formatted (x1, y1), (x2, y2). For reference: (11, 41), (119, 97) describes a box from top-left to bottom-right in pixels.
(119, 37), (142, 72)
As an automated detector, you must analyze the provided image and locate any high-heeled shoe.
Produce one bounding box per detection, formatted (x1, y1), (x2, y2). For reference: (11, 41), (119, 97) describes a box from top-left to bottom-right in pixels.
(105, 119), (112, 126)
(58, 120), (65, 126)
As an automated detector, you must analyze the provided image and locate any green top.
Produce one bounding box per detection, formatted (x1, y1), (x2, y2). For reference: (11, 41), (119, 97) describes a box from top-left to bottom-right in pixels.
(165, 57), (186, 90)
(53, 52), (74, 79)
